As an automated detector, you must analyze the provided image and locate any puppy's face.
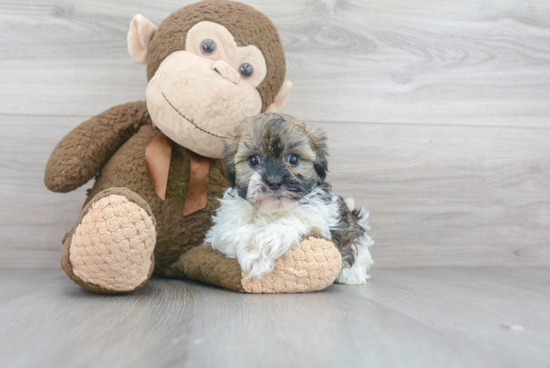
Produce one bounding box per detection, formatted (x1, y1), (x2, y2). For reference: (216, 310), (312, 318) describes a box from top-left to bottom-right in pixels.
(225, 114), (328, 213)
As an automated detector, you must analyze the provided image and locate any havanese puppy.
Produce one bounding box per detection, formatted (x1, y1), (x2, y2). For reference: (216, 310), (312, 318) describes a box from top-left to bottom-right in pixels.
(204, 113), (374, 285)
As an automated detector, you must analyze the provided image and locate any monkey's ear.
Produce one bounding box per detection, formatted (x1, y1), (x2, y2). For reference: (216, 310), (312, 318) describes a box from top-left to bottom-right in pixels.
(265, 81), (293, 113)
(127, 15), (158, 65)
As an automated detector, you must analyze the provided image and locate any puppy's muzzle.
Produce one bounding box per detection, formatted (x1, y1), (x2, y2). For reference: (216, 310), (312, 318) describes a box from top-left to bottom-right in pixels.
(267, 177), (283, 191)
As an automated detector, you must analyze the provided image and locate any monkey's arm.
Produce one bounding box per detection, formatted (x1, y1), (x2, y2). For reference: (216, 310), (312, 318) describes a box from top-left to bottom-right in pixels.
(166, 235), (342, 293)
(45, 101), (151, 193)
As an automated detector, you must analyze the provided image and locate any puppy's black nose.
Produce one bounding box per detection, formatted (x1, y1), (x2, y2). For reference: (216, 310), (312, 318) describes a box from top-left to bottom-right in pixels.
(267, 178), (282, 191)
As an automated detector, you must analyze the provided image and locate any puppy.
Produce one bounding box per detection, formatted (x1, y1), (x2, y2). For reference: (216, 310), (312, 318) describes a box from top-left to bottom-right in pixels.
(204, 113), (374, 285)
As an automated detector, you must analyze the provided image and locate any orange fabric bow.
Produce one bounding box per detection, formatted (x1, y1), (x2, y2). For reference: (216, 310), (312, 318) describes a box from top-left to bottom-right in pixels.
(145, 131), (210, 217)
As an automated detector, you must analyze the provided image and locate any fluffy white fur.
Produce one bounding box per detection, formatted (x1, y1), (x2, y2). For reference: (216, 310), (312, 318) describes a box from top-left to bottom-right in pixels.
(334, 237), (374, 285)
(205, 186), (339, 277)
(204, 187), (374, 282)
(335, 198), (375, 285)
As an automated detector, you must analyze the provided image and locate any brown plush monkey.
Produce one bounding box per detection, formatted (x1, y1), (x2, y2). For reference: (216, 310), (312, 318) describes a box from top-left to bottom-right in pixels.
(45, 0), (341, 294)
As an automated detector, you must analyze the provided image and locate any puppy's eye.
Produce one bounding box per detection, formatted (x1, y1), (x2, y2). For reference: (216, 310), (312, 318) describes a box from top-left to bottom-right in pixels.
(287, 154), (300, 166)
(239, 63), (254, 79)
(200, 39), (217, 55)
(248, 155), (260, 167)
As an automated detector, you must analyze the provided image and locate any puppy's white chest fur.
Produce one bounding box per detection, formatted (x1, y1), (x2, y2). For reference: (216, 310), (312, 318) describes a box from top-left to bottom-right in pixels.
(204, 187), (340, 277)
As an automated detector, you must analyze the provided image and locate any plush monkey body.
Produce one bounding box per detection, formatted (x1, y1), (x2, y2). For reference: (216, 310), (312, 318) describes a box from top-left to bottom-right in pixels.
(45, 1), (342, 294)
(82, 102), (228, 273)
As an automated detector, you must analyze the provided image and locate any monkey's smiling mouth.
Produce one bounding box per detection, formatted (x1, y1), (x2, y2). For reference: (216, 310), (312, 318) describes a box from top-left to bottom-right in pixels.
(162, 92), (227, 139)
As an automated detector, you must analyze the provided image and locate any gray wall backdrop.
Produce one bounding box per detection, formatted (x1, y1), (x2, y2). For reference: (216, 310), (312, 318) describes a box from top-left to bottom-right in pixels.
(1, 0), (549, 268)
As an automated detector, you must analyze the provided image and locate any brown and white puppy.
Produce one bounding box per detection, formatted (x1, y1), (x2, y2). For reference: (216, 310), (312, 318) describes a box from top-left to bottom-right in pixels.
(204, 113), (374, 284)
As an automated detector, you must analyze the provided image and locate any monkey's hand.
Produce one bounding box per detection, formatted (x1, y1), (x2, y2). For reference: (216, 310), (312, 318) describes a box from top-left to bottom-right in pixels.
(169, 235), (342, 293)
(45, 101), (150, 193)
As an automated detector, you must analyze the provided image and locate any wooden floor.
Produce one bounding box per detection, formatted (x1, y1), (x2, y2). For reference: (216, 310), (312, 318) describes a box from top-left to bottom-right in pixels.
(1, 267), (549, 368)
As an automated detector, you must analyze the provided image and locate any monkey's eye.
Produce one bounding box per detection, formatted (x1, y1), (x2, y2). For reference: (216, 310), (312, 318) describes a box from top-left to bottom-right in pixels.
(287, 154), (300, 166)
(248, 155), (261, 167)
(200, 39), (217, 55)
(239, 63), (254, 79)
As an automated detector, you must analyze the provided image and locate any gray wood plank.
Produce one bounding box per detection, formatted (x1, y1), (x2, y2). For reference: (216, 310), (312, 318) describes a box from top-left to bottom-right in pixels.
(0, 267), (548, 368)
(0, 268), (61, 305)
(312, 121), (550, 268)
(1, 0), (549, 126)
(2, 115), (549, 268)
(357, 267), (550, 363)
(0, 115), (89, 268)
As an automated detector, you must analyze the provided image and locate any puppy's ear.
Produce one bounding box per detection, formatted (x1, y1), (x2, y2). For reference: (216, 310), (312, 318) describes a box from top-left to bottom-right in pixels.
(224, 145), (237, 187)
(307, 128), (329, 183)
(223, 135), (240, 187)
(225, 117), (256, 187)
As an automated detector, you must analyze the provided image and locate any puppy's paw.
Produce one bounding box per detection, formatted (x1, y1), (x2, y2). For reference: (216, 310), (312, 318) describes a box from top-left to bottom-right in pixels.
(238, 252), (275, 278)
(335, 266), (370, 285)
(336, 239), (374, 285)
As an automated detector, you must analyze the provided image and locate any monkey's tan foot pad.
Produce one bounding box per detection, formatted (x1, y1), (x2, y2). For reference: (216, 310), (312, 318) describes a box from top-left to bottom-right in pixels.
(61, 187), (156, 294)
(169, 236), (342, 294)
(242, 236), (342, 293)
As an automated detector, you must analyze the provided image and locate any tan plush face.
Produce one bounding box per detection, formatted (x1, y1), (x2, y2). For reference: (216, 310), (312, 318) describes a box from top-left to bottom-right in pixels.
(128, 0), (293, 159)
(146, 22), (267, 158)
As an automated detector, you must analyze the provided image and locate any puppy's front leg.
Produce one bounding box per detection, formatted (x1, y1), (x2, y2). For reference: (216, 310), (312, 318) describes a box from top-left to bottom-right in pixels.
(237, 223), (301, 278)
(237, 247), (274, 278)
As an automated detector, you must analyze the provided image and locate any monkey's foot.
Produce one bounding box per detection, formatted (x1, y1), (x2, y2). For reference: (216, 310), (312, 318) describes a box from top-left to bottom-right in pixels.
(169, 236), (342, 293)
(241, 236), (342, 293)
(61, 188), (156, 294)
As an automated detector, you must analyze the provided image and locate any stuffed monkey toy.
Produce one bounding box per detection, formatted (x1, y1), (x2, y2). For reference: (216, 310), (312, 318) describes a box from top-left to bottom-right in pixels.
(45, 0), (342, 294)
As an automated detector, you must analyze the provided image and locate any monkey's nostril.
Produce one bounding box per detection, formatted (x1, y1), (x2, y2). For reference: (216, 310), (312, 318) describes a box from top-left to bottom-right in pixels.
(212, 60), (239, 84)
(268, 178), (282, 191)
